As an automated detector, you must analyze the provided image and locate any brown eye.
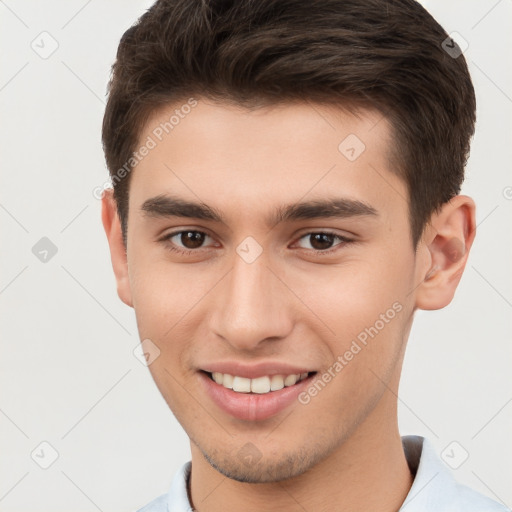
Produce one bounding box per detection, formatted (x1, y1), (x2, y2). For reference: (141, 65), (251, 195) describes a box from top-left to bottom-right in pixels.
(178, 231), (206, 249)
(162, 230), (215, 254)
(295, 231), (352, 254)
(308, 233), (336, 250)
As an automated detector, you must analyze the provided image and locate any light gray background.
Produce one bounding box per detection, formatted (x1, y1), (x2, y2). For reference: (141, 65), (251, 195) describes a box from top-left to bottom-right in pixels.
(1, 1), (511, 511)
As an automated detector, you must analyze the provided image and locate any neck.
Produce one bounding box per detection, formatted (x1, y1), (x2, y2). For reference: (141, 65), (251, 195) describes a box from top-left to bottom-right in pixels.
(188, 386), (413, 512)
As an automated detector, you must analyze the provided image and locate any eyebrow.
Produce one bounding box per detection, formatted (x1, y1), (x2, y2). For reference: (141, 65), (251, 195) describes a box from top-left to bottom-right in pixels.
(141, 194), (378, 227)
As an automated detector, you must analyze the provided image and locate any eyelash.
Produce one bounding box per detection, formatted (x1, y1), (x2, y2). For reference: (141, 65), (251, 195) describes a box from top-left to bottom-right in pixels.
(160, 230), (354, 257)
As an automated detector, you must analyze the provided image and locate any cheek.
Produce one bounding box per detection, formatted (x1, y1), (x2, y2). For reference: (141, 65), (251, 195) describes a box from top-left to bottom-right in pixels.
(289, 254), (414, 391)
(128, 252), (204, 335)
(289, 251), (413, 331)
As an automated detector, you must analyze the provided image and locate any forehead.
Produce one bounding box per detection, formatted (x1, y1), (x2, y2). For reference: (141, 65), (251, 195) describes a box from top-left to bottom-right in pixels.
(129, 99), (407, 226)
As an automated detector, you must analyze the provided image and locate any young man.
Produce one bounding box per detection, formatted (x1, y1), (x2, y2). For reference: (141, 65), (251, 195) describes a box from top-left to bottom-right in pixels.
(101, 0), (507, 510)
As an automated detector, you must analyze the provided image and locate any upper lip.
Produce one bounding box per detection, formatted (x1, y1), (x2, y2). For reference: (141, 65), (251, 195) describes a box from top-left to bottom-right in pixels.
(201, 361), (315, 379)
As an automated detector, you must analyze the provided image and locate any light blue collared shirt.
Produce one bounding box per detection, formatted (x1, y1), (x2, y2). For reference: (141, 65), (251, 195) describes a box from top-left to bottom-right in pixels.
(137, 436), (509, 512)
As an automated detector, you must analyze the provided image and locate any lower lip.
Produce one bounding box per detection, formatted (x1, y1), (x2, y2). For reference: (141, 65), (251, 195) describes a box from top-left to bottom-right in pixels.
(199, 371), (314, 421)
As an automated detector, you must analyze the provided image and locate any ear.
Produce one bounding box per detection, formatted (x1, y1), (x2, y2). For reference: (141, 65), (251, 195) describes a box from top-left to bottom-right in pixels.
(101, 189), (133, 308)
(414, 195), (476, 311)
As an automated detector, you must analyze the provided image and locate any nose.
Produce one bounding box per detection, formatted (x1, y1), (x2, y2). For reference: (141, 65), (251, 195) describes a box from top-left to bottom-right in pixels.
(209, 250), (294, 351)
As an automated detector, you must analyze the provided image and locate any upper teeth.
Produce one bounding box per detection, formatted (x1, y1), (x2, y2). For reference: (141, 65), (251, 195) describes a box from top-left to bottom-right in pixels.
(211, 372), (309, 394)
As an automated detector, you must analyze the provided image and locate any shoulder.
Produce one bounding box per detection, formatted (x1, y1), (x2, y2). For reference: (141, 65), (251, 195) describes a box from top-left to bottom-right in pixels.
(400, 435), (509, 512)
(136, 492), (168, 512)
(134, 460), (193, 512)
(448, 481), (510, 512)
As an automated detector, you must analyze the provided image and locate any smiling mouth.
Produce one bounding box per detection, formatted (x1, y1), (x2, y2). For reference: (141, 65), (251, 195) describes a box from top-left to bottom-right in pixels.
(203, 370), (316, 394)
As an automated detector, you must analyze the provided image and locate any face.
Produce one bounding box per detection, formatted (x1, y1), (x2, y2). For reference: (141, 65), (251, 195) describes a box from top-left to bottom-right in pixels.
(114, 99), (430, 482)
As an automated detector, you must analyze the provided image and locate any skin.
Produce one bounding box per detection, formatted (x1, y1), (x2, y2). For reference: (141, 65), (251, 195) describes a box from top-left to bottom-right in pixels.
(102, 99), (476, 512)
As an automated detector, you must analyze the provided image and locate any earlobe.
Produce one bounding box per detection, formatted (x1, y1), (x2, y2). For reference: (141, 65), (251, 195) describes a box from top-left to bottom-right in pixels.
(415, 195), (476, 311)
(101, 189), (133, 308)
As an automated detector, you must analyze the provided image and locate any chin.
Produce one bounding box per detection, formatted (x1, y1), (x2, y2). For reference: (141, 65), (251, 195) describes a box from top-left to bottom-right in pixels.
(197, 438), (332, 484)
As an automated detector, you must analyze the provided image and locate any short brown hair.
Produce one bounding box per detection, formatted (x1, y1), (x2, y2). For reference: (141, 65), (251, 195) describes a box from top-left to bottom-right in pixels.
(102, 0), (476, 247)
